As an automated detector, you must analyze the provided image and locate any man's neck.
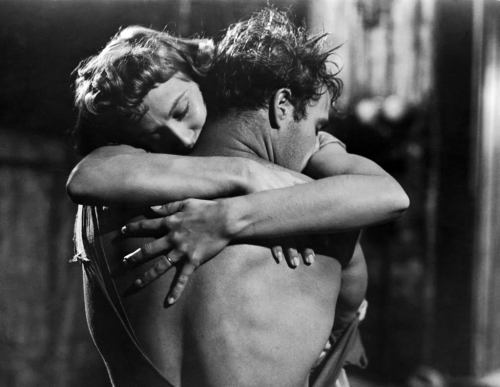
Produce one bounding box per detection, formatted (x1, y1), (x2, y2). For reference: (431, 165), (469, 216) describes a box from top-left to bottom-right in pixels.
(191, 109), (275, 162)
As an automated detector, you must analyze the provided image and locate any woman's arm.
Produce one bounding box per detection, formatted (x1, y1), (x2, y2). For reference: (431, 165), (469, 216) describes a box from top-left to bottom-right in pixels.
(118, 142), (408, 267)
(66, 144), (305, 205)
(68, 141), (409, 232)
(124, 142), (408, 264)
(121, 139), (409, 304)
(218, 141), (409, 239)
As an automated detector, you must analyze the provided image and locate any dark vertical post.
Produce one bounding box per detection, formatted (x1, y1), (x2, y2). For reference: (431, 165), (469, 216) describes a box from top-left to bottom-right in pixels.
(432, 0), (474, 377)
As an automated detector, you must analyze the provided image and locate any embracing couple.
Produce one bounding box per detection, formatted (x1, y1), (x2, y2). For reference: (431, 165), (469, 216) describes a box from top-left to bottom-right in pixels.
(68, 8), (408, 387)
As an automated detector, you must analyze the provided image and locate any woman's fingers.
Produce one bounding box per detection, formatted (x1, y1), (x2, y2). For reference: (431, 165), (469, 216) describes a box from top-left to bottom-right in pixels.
(271, 245), (315, 267)
(122, 252), (182, 296)
(285, 247), (300, 268)
(164, 262), (196, 307)
(150, 201), (185, 216)
(302, 248), (315, 265)
(122, 236), (172, 267)
(121, 217), (173, 237)
(271, 246), (284, 263)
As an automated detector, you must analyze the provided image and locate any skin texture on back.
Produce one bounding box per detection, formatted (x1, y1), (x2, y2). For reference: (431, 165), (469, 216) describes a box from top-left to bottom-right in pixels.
(91, 205), (345, 387)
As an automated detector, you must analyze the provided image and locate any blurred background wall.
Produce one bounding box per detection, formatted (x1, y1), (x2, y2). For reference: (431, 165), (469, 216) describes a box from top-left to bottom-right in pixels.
(0, 0), (499, 386)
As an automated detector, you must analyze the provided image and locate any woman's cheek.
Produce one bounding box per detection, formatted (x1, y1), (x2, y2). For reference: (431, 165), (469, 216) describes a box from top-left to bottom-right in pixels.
(195, 102), (208, 129)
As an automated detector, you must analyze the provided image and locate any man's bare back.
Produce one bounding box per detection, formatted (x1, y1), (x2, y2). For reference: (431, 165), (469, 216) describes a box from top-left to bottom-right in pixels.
(82, 88), (371, 384)
(89, 204), (348, 387)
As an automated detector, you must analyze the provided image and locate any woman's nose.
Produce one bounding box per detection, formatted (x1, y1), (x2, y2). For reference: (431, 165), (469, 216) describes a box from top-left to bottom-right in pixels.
(170, 123), (198, 148)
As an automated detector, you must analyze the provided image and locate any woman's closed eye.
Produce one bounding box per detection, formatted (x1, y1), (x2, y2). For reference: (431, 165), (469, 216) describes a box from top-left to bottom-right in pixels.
(172, 100), (190, 120)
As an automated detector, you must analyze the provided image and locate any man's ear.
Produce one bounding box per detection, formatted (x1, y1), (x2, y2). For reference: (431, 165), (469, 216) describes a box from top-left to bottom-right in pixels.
(270, 88), (294, 129)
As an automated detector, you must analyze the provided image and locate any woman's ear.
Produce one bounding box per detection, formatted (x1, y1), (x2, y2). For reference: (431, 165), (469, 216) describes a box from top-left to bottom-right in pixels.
(270, 88), (293, 129)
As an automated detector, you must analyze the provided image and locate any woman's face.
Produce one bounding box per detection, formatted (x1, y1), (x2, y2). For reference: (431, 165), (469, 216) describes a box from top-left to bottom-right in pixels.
(136, 73), (207, 154)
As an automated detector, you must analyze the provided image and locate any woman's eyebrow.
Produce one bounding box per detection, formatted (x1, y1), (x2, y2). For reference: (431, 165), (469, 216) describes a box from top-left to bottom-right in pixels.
(168, 90), (188, 116)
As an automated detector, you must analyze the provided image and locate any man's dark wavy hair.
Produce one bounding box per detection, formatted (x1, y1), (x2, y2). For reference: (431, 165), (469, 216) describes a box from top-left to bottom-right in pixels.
(206, 8), (343, 119)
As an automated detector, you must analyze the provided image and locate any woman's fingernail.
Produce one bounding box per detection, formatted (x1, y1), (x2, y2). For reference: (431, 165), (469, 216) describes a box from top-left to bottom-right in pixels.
(121, 225), (127, 234)
(164, 296), (175, 308)
(307, 254), (315, 264)
(151, 205), (163, 211)
(292, 257), (299, 267)
(276, 251), (284, 263)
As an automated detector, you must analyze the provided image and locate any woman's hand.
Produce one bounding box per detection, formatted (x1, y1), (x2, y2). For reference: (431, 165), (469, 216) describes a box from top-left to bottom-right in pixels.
(120, 198), (316, 305)
(121, 199), (231, 305)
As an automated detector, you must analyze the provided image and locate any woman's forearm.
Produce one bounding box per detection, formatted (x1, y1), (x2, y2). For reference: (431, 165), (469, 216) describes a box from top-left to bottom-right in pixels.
(220, 173), (408, 239)
(66, 145), (254, 205)
(68, 143), (409, 240)
(220, 144), (409, 239)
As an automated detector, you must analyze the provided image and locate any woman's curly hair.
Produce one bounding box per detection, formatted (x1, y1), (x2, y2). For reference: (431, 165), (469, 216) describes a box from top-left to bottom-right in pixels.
(206, 8), (343, 119)
(73, 26), (214, 155)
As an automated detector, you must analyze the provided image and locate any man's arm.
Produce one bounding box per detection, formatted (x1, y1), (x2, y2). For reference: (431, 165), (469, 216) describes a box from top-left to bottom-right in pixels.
(333, 243), (368, 332)
(66, 145), (305, 205)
